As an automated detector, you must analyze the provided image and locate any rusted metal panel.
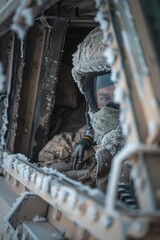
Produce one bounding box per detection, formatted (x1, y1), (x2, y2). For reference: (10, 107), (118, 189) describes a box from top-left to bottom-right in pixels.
(6, 192), (48, 230)
(30, 18), (69, 161)
(22, 221), (65, 240)
(5, 34), (25, 153)
(1, 155), (123, 240)
(13, 23), (47, 157)
(0, 31), (19, 155)
(11, 18), (69, 160)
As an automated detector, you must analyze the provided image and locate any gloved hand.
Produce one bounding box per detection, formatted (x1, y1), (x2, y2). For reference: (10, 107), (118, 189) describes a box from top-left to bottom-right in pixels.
(73, 136), (93, 170)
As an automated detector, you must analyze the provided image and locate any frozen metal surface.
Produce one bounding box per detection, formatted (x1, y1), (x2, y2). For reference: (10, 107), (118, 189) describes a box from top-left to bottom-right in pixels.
(0, 178), (18, 206)
(30, 17), (69, 160)
(2, 153), (155, 240)
(95, 0), (160, 239)
(6, 192), (48, 230)
(5, 34), (24, 153)
(22, 221), (66, 240)
(0, 178), (18, 234)
(6, 18), (68, 159)
(13, 23), (47, 157)
(0, 31), (15, 172)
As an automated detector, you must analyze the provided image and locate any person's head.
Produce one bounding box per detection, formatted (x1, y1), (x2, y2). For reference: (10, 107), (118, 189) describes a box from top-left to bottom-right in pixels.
(95, 71), (114, 109)
(82, 70), (116, 112)
(72, 27), (116, 112)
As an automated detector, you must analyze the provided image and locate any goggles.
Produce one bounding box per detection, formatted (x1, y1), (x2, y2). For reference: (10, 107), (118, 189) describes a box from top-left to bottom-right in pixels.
(83, 71), (117, 112)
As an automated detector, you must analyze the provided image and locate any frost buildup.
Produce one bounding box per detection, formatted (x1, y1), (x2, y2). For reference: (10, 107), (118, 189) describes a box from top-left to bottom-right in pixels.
(33, 215), (46, 222)
(0, 62), (8, 169)
(4, 192), (34, 230)
(11, 0), (34, 41)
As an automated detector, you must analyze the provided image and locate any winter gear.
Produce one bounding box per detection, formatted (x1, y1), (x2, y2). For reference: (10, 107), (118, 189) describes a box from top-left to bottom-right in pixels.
(89, 106), (120, 144)
(38, 127), (97, 186)
(73, 136), (93, 170)
(95, 148), (112, 191)
(38, 128), (85, 163)
(71, 26), (127, 190)
(96, 71), (113, 91)
(101, 126), (126, 157)
(72, 27), (110, 93)
(84, 104), (94, 139)
(39, 27), (126, 191)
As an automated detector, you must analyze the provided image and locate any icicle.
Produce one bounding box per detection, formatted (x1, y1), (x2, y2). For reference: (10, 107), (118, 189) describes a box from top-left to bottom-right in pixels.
(21, 39), (24, 59)
(0, 62), (6, 91)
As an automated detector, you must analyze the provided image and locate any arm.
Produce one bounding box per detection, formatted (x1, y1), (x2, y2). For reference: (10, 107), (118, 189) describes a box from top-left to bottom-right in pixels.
(73, 104), (94, 170)
(101, 125), (126, 157)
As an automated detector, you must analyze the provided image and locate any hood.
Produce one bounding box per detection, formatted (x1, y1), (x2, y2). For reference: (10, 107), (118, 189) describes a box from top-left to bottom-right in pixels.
(72, 27), (110, 94)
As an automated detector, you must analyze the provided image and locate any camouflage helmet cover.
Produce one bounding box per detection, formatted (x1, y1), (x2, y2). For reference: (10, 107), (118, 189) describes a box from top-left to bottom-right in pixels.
(72, 27), (111, 93)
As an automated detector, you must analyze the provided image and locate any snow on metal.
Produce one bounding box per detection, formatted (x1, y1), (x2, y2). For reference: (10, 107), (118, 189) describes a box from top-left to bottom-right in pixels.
(33, 215), (46, 222)
(0, 62), (8, 166)
(41, 175), (52, 192)
(11, 0), (34, 40)
(4, 191), (35, 231)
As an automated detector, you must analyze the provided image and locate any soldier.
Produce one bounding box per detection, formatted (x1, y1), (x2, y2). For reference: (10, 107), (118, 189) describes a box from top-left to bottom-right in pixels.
(71, 27), (126, 191)
(38, 27), (127, 191)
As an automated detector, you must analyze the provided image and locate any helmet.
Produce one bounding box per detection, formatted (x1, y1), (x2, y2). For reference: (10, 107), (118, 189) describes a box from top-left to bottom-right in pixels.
(72, 27), (111, 94)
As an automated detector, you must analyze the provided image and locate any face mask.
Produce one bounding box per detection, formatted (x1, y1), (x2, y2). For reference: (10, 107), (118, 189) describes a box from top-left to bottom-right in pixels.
(90, 106), (120, 136)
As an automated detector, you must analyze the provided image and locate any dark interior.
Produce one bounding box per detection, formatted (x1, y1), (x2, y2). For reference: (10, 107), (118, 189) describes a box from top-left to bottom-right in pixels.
(49, 24), (95, 140)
